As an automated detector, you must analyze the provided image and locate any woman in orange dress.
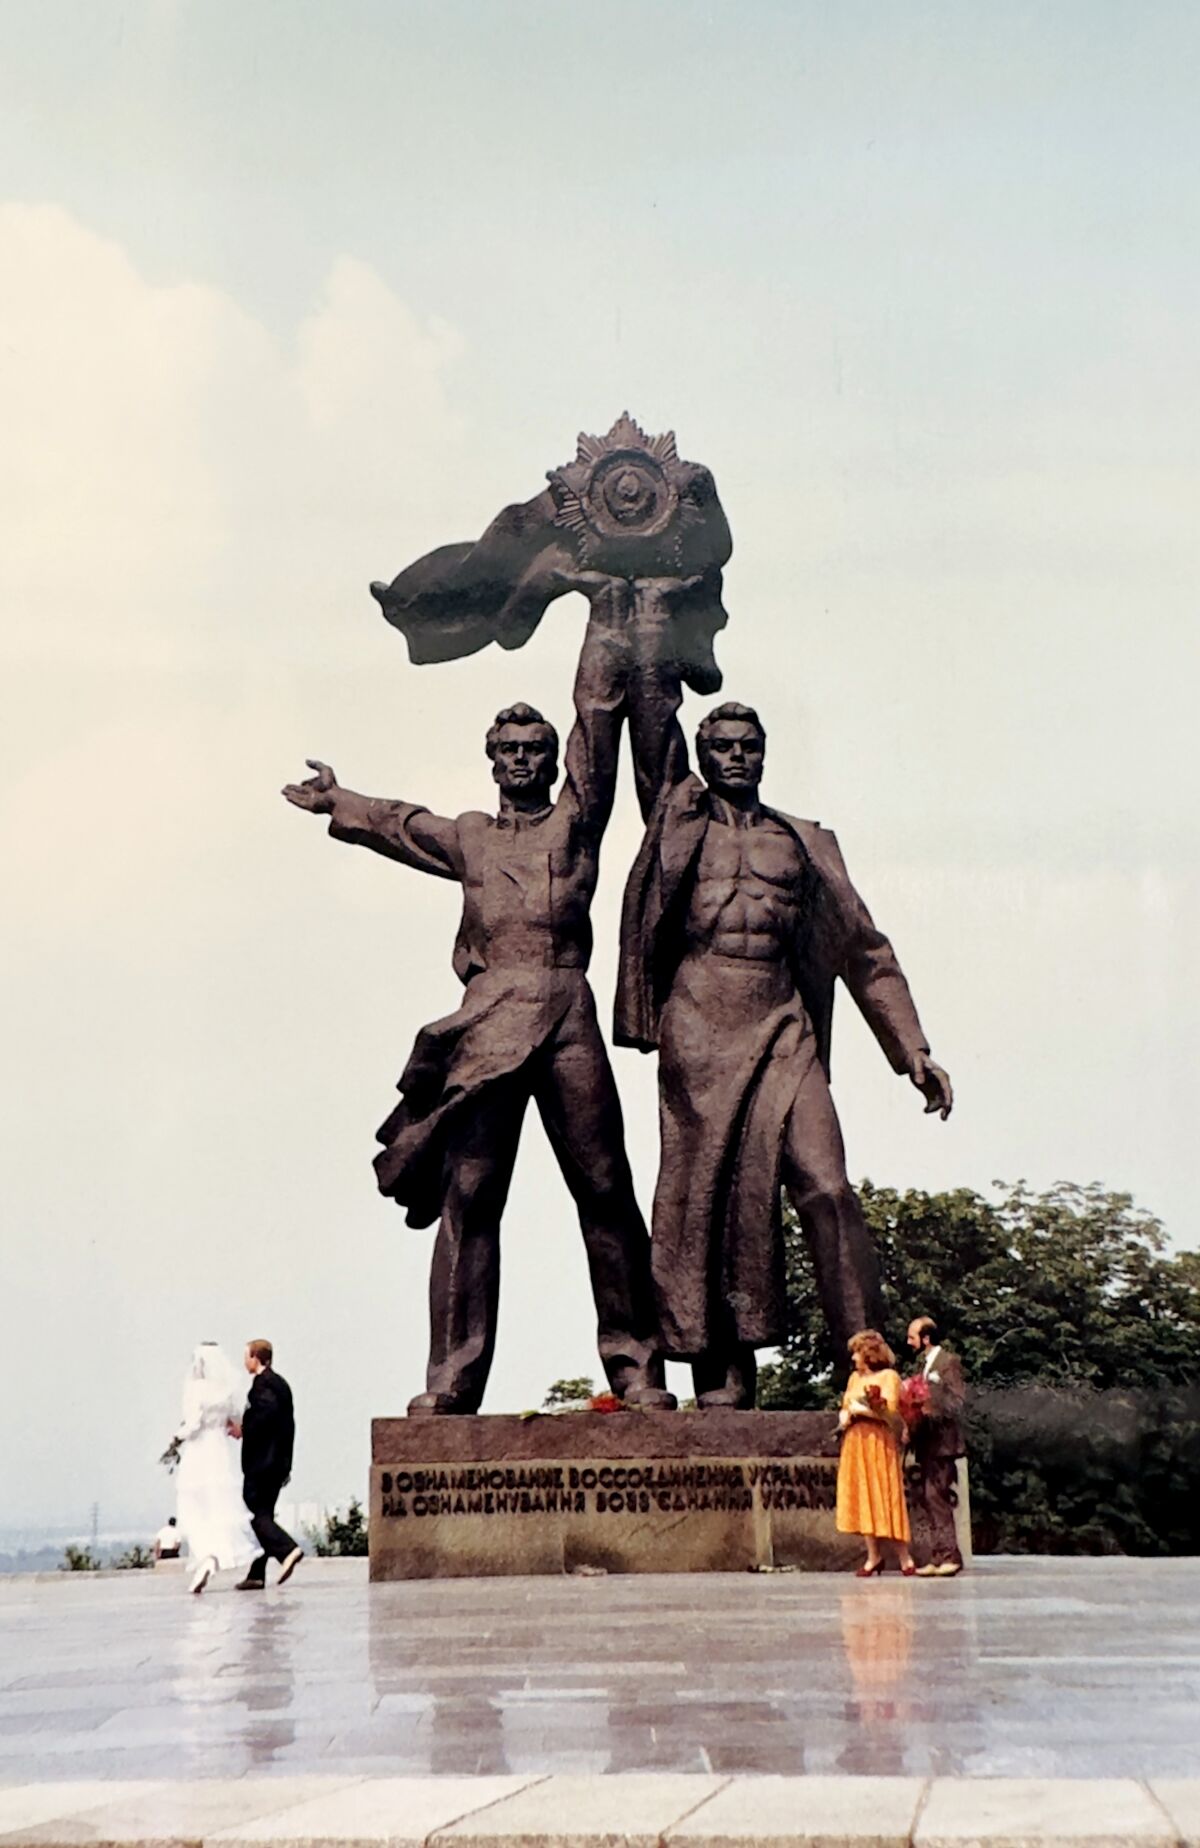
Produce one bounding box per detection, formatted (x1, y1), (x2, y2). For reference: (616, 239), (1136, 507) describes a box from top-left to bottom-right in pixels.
(836, 1329), (915, 1577)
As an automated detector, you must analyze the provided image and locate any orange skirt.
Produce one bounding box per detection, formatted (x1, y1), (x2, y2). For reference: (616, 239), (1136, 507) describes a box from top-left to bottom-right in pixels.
(836, 1420), (911, 1542)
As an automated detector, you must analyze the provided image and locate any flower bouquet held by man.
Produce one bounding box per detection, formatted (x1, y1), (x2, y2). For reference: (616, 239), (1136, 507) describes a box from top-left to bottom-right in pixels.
(899, 1373), (930, 1434)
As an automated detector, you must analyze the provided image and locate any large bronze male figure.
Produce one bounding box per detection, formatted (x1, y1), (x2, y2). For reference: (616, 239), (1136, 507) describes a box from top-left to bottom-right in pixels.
(616, 700), (953, 1408)
(284, 598), (674, 1415)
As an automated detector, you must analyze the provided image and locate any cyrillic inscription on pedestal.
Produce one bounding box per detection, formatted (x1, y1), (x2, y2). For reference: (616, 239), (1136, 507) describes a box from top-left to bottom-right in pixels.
(368, 1410), (860, 1579)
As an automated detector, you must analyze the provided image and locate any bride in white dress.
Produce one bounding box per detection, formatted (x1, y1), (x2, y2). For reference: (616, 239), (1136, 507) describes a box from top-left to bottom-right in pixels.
(174, 1342), (258, 1593)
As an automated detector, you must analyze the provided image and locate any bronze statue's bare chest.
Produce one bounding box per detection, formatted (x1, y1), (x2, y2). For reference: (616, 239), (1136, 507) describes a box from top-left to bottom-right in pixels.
(695, 817), (802, 890)
(687, 815), (806, 958)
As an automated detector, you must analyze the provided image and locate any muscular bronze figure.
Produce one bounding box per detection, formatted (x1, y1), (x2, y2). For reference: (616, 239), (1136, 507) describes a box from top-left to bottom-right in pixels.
(284, 597), (675, 1415)
(616, 701), (953, 1409)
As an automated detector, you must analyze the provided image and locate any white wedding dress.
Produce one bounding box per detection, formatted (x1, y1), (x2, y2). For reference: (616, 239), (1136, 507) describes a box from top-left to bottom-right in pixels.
(175, 1344), (258, 1583)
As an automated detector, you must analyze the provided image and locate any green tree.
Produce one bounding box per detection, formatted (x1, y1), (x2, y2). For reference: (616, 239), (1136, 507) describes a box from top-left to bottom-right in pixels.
(542, 1377), (596, 1410)
(308, 1499), (369, 1556)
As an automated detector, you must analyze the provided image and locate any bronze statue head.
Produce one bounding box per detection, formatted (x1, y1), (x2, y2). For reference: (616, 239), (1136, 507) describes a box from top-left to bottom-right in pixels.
(696, 701), (766, 797)
(486, 703), (560, 799)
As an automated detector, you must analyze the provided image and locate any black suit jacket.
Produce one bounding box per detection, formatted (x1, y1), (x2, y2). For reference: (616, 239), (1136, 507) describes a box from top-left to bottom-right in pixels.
(242, 1369), (295, 1508)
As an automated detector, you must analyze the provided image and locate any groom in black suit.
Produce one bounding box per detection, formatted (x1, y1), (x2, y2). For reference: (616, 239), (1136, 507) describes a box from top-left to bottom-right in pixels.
(237, 1338), (302, 1590)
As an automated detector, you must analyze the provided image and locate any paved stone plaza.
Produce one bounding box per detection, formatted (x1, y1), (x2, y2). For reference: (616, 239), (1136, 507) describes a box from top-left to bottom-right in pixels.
(2, 1556), (1198, 1785)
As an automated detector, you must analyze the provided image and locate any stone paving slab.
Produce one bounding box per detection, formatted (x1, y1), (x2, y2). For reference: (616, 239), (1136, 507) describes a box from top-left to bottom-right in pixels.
(0, 1780), (365, 1845)
(207, 1778), (544, 1848)
(664, 1774), (924, 1848)
(0, 1793), (147, 1838)
(434, 1774), (729, 1848)
(1151, 1783), (1200, 1848)
(912, 1778), (1177, 1848)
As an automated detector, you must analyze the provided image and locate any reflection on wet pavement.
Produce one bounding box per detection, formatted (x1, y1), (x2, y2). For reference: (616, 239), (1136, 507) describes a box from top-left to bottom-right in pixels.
(1, 1556), (1197, 1779)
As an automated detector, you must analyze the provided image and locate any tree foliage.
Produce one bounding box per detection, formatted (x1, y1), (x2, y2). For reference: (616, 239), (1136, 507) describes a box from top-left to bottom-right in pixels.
(542, 1377), (596, 1410)
(761, 1180), (1200, 1403)
(308, 1498), (369, 1556)
(759, 1180), (1200, 1555)
(59, 1544), (100, 1572)
(113, 1544), (155, 1570)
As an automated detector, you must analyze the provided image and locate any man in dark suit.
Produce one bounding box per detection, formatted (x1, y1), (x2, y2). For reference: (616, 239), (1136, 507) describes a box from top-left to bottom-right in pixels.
(907, 1316), (967, 1576)
(237, 1338), (302, 1590)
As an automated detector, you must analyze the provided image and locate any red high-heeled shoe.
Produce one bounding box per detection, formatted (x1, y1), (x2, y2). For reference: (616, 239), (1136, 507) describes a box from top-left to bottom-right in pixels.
(855, 1560), (884, 1577)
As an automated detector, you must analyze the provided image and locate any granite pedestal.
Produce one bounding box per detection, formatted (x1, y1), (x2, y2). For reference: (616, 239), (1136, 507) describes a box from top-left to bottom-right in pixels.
(370, 1411), (970, 1580)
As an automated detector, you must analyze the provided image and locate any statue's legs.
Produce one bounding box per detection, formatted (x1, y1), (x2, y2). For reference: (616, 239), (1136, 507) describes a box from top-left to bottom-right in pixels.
(414, 1079), (527, 1415)
(691, 1339), (757, 1410)
(780, 1063), (884, 1353)
(532, 989), (673, 1405)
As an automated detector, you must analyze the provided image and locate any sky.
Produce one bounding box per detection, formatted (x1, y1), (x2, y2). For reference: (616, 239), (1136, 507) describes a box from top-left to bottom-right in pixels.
(2, 1), (1198, 1529)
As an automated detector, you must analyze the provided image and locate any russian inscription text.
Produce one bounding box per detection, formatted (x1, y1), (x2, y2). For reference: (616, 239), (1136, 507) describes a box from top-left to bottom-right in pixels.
(378, 1456), (837, 1521)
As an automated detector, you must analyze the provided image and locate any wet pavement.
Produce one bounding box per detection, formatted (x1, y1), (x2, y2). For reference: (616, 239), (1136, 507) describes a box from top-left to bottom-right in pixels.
(1, 1556), (1197, 1783)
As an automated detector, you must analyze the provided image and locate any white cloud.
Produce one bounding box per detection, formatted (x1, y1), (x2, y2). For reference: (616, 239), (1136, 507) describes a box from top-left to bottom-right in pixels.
(296, 254), (463, 433)
(0, 205), (469, 669)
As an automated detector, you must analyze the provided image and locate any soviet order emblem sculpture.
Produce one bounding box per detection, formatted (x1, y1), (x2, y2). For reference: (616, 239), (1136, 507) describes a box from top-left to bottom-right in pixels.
(370, 412), (732, 696)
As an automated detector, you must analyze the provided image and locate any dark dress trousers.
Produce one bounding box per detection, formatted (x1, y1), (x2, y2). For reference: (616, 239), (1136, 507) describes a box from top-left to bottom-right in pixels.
(241, 1367), (298, 1579)
(910, 1346), (966, 1567)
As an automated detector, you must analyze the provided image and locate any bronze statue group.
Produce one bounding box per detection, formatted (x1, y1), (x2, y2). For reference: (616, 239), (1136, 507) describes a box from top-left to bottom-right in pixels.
(285, 418), (963, 1578)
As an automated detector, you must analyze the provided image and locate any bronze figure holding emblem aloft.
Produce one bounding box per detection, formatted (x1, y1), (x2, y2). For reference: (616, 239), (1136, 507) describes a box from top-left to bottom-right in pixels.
(286, 415), (952, 1413)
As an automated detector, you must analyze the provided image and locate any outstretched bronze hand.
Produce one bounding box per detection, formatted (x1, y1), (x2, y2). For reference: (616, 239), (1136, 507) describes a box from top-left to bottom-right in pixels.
(282, 759), (339, 815)
(909, 1052), (953, 1120)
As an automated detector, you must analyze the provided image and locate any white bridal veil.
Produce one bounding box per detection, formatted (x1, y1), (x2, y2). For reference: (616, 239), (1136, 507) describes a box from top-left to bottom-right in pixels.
(181, 1341), (244, 1429)
(175, 1340), (257, 1577)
